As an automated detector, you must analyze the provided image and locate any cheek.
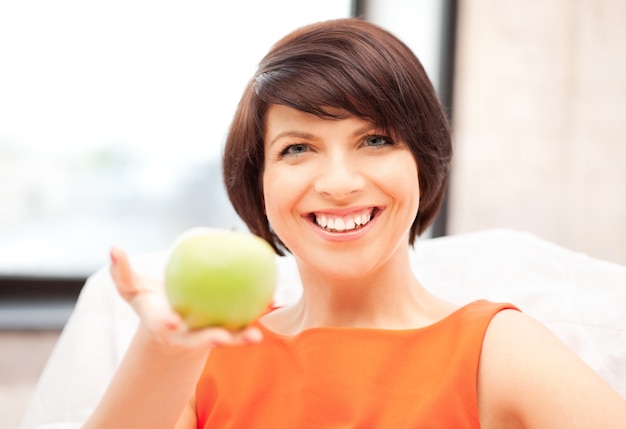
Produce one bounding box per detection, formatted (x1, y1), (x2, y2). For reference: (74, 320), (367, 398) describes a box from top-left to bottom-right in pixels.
(376, 155), (420, 202)
(262, 168), (299, 227)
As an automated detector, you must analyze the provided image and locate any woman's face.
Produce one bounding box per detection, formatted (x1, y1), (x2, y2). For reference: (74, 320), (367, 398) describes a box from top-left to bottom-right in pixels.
(262, 104), (420, 279)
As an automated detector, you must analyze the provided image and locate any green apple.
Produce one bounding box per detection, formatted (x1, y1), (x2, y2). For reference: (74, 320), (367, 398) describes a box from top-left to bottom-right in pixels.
(165, 227), (277, 330)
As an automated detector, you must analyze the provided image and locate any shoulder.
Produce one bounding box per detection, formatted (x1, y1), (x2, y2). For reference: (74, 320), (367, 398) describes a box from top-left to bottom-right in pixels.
(478, 310), (626, 428)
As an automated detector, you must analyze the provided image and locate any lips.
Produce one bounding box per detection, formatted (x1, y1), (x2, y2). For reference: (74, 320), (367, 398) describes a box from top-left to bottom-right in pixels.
(312, 208), (378, 232)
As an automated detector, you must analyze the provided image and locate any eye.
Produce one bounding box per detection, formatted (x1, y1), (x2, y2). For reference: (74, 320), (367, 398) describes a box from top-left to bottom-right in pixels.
(280, 143), (309, 157)
(364, 134), (394, 148)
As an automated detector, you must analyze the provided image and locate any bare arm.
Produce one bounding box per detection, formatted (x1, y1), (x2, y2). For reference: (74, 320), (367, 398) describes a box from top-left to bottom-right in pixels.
(479, 310), (626, 428)
(83, 248), (261, 429)
(83, 325), (207, 429)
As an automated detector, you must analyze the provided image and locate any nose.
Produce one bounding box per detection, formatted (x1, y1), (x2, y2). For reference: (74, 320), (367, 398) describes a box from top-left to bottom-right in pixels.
(314, 152), (365, 200)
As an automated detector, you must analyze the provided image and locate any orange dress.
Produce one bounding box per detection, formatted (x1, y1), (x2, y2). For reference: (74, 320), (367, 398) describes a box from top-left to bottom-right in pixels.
(196, 300), (518, 428)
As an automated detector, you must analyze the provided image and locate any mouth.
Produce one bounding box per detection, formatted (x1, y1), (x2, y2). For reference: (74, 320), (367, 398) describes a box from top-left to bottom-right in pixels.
(310, 207), (381, 233)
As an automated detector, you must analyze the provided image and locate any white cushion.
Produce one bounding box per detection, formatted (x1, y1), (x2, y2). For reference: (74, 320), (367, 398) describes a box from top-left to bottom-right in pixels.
(19, 229), (626, 428)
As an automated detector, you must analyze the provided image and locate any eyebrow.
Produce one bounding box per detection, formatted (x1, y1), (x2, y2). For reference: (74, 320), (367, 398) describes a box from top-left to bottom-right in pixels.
(268, 131), (316, 148)
(267, 124), (377, 148)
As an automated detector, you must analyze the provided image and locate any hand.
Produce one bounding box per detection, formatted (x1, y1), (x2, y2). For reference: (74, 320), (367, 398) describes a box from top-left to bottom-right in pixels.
(109, 246), (263, 351)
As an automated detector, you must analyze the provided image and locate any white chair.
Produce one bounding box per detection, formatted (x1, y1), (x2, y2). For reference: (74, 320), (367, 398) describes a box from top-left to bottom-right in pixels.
(19, 229), (626, 429)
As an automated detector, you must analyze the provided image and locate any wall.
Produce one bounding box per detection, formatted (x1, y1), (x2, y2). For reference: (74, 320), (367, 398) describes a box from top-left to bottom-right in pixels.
(449, 0), (626, 264)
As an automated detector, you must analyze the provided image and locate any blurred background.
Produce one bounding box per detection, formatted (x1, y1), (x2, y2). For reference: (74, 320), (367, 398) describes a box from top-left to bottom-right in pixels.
(1, 0), (625, 427)
(448, 0), (626, 267)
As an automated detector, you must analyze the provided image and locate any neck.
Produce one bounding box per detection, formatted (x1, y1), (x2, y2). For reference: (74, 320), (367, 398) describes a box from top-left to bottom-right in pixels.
(268, 247), (450, 335)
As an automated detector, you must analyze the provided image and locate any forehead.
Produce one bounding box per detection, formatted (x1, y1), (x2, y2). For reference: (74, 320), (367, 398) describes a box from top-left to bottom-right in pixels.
(264, 104), (375, 143)
(265, 104), (352, 124)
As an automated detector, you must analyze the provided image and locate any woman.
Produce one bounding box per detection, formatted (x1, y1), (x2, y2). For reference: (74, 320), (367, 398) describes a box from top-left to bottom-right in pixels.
(85, 18), (626, 428)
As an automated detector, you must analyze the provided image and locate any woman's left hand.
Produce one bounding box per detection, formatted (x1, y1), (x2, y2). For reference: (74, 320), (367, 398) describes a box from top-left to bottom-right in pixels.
(109, 246), (263, 351)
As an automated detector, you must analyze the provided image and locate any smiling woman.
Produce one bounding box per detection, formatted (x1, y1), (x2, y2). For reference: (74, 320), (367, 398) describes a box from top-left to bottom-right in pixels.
(225, 19), (452, 255)
(69, 17), (626, 429)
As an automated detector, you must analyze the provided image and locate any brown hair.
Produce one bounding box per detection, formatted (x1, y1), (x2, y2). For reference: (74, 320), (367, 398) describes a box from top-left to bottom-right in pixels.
(223, 18), (452, 255)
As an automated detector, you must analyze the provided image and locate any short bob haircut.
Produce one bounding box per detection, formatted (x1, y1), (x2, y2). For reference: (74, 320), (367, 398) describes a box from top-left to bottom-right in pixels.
(223, 18), (452, 255)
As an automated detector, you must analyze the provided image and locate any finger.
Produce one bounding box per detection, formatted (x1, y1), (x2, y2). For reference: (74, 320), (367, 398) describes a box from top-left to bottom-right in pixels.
(166, 325), (264, 349)
(210, 326), (263, 346)
(109, 246), (140, 301)
(132, 291), (185, 333)
(236, 326), (264, 344)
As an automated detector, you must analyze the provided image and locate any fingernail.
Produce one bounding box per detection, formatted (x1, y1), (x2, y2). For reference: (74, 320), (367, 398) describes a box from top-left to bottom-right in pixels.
(165, 320), (179, 330)
(110, 247), (120, 264)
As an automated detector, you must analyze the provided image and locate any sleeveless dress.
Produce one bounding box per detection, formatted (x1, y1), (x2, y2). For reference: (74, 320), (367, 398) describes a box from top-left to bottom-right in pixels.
(196, 300), (519, 428)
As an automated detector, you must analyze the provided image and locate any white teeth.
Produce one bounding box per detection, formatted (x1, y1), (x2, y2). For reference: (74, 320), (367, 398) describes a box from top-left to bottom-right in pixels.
(334, 218), (345, 231)
(345, 218), (355, 230)
(327, 217), (335, 230)
(314, 210), (374, 232)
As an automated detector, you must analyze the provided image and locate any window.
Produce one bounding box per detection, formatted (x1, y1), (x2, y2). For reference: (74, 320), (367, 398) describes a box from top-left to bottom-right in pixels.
(0, 1), (353, 280)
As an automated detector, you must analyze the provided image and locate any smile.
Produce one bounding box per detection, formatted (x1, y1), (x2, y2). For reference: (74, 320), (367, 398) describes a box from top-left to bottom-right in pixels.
(312, 208), (378, 232)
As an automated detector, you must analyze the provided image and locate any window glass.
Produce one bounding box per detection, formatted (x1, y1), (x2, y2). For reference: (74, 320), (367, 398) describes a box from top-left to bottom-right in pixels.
(0, 0), (352, 277)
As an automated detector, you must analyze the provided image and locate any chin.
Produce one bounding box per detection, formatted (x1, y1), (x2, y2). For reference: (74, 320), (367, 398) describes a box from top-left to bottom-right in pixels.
(302, 251), (384, 283)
